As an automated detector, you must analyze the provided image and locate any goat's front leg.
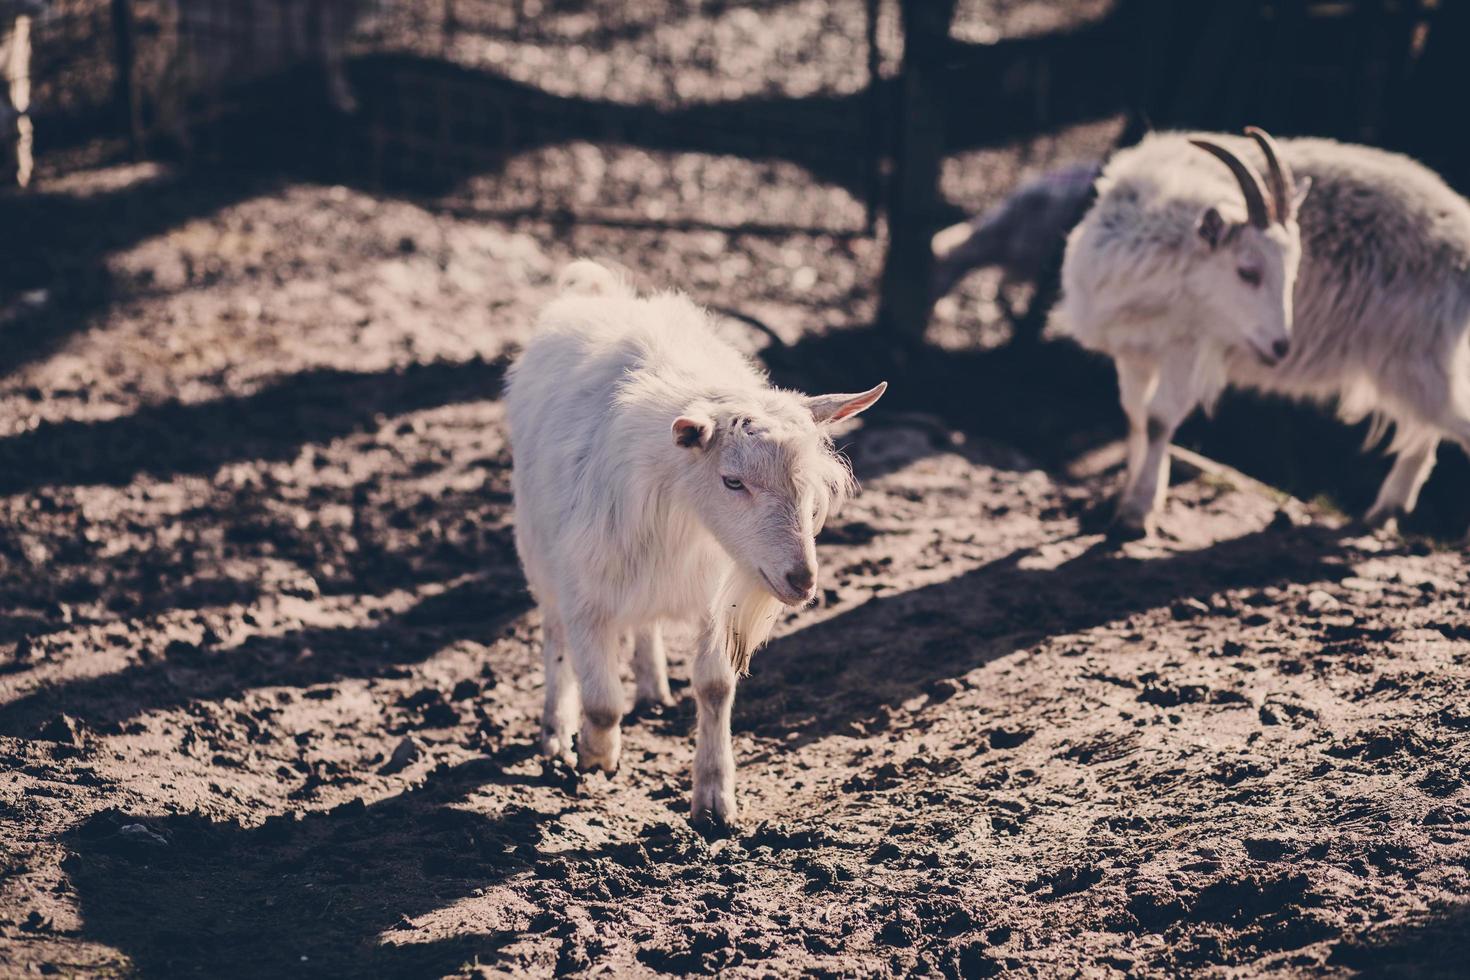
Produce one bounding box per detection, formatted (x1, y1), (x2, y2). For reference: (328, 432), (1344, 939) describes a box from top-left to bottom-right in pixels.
(633, 622), (675, 710)
(1113, 352), (1196, 539)
(566, 616), (623, 775)
(539, 613), (579, 766)
(690, 618), (738, 831)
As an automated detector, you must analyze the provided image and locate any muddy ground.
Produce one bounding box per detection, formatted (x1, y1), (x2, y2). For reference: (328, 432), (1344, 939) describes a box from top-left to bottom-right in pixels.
(4, 2), (1470, 977)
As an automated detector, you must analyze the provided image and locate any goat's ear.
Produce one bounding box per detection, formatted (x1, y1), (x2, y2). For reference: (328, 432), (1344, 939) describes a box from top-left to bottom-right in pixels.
(806, 381), (888, 424)
(672, 415), (713, 449)
(1290, 176), (1313, 217)
(1197, 206), (1227, 249)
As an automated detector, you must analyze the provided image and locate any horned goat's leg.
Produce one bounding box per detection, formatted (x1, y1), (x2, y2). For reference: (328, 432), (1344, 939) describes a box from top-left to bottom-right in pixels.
(1365, 437), (1438, 529)
(1114, 351), (1195, 538)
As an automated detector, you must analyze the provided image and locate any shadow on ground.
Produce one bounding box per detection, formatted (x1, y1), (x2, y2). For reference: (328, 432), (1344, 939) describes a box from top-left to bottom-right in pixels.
(740, 521), (1356, 747)
(68, 749), (559, 979)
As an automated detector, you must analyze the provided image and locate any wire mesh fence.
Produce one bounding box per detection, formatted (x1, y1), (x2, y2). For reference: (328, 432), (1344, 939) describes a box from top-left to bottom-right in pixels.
(6, 0), (1461, 315)
(12, 0), (903, 236)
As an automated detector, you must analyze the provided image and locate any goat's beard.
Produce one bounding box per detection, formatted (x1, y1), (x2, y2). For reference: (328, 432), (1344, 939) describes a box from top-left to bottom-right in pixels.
(714, 567), (783, 676)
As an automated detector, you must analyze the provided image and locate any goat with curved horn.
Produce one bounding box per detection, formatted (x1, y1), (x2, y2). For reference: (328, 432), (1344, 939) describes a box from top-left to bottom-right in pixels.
(1062, 127), (1470, 540)
(1245, 126), (1296, 222)
(1188, 138), (1272, 228)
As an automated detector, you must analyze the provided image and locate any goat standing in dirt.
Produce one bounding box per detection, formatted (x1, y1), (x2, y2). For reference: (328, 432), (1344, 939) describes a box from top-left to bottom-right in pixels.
(931, 161), (1099, 315)
(1058, 127), (1470, 537)
(506, 260), (885, 829)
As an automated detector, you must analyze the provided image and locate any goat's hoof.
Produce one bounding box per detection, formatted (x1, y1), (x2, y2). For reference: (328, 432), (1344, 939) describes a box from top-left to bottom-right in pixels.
(632, 691), (677, 718)
(690, 781), (737, 837)
(540, 730), (576, 769)
(1359, 507), (1402, 533)
(575, 722), (621, 776)
(1106, 515), (1151, 543)
(691, 805), (740, 839)
(575, 754), (620, 777)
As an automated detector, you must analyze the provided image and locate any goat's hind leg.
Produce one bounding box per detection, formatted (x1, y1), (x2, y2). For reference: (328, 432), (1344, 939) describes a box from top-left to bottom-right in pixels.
(633, 622), (675, 711)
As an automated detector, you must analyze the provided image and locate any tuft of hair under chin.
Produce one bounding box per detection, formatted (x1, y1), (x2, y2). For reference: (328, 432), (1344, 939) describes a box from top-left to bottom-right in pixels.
(714, 566), (784, 676)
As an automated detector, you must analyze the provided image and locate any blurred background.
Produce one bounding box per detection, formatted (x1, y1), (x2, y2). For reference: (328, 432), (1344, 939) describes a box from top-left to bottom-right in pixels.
(2, 0), (1468, 531)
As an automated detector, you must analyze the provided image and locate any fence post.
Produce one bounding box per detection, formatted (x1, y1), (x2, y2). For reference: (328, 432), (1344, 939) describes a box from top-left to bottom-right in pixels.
(111, 0), (141, 159)
(864, 0), (882, 235)
(875, 0), (955, 344)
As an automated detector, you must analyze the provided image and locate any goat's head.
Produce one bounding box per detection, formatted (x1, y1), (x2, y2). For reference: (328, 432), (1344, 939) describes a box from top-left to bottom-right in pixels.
(1187, 128), (1312, 367)
(671, 382), (886, 606)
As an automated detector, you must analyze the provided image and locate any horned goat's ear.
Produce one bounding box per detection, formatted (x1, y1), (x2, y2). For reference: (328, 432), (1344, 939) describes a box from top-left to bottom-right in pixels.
(1197, 206), (1227, 249)
(1290, 176), (1313, 217)
(672, 415), (713, 449)
(806, 381), (888, 424)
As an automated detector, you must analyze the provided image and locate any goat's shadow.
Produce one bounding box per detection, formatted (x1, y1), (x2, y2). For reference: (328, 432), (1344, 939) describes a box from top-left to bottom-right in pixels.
(0, 563), (531, 738)
(1325, 902), (1470, 979)
(0, 356), (508, 497)
(66, 749), (563, 979)
(736, 521), (1358, 748)
(763, 323), (1470, 537)
(0, 355), (511, 656)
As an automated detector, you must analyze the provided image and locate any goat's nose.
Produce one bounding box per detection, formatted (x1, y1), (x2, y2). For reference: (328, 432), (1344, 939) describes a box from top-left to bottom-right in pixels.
(1271, 338), (1290, 360)
(786, 567), (815, 595)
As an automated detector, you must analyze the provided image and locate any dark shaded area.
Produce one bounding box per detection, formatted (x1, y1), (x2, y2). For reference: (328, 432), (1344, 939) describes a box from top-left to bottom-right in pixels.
(762, 325), (1123, 474)
(0, 356), (508, 495)
(1177, 390), (1470, 538)
(1327, 905), (1470, 979)
(67, 750), (558, 979)
(764, 325), (1470, 536)
(742, 521), (1355, 745)
(0, 569), (529, 738)
(0, 169), (276, 376)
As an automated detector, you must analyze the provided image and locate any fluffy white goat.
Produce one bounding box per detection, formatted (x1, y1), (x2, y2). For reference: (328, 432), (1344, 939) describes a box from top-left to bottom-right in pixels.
(931, 161), (1100, 302)
(506, 260), (885, 828)
(1059, 127), (1470, 537)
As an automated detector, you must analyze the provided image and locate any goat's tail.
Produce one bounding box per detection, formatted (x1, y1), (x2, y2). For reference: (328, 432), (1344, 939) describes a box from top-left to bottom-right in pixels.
(557, 259), (632, 298)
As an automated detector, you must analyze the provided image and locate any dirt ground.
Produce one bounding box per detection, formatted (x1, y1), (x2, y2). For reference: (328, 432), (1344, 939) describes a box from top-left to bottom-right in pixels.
(3, 2), (1470, 977)
(0, 156), (1467, 979)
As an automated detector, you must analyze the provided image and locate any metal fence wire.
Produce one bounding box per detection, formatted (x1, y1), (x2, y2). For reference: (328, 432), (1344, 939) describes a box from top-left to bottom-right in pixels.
(6, 3), (1459, 242)
(11, 0), (893, 234)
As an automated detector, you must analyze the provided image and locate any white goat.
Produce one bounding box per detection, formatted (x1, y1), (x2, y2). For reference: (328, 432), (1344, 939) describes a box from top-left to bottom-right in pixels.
(1059, 127), (1470, 537)
(931, 161), (1099, 302)
(506, 260), (885, 828)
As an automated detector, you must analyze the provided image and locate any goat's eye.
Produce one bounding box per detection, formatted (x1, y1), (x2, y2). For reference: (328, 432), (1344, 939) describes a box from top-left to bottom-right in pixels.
(1237, 267), (1262, 286)
(722, 476), (745, 492)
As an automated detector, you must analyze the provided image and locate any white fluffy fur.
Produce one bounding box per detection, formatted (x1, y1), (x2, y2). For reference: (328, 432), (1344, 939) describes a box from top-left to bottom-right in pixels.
(506, 260), (885, 826)
(1059, 131), (1470, 533)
